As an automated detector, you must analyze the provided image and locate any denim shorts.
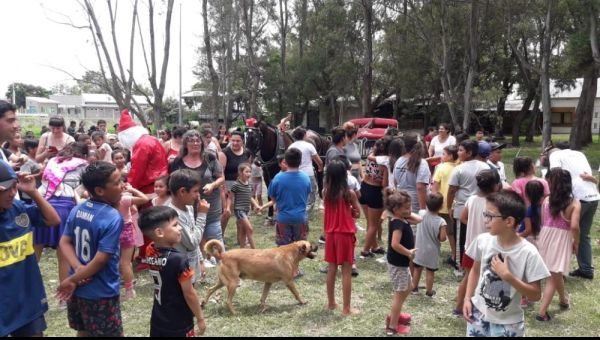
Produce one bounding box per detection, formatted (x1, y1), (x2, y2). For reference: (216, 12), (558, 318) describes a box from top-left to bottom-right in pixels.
(202, 221), (224, 243)
(235, 209), (250, 221)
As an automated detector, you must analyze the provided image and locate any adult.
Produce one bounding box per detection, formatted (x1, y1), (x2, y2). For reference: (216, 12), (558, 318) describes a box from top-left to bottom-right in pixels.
(158, 129), (171, 144)
(35, 142), (88, 285)
(394, 133), (431, 213)
(77, 121), (85, 134)
(428, 123), (456, 158)
(446, 140), (490, 270)
(278, 112), (293, 133)
(423, 126), (437, 150)
(169, 130), (225, 261)
(164, 126), (186, 164)
(35, 117), (75, 164)
(67, 121), (77, 137)
(0, 101), (19, 166)
(97, 119), (107, 133)
(289, 127), (323, 218)
(217, 125), (230, 149)
(3, 131), (23, 158)
(343, 122), (362, 181)
(325, 127), (348, 167)
(221, 131), (253, 235)
(200, 123), (222, 153)
(118, 109), (168, 266)
(549, 142), (600, 280)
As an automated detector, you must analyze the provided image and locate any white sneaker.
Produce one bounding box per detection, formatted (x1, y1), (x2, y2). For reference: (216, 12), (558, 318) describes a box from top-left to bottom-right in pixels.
(355, 223), (365, 231)
(204, 259), (216, 268)
(453, 269), (464, 278)
(376, 257), (387, 264)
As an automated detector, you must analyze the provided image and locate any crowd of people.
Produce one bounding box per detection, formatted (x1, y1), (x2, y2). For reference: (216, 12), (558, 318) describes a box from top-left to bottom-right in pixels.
(1, 97), (599, 337)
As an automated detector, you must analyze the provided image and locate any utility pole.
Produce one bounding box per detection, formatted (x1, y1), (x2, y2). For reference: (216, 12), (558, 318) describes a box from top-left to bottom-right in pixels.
(178, 1), (183, 126)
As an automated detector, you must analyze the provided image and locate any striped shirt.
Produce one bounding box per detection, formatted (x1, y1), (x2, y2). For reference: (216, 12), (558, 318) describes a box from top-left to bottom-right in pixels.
(231, 180), (252, 211)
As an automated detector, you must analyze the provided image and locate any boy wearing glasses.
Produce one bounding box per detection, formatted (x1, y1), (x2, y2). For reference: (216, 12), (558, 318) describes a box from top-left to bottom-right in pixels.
(463, 191), (549, 337)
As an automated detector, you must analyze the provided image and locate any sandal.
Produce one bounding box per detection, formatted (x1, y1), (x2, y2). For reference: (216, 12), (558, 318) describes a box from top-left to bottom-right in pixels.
(371, 247), (386, 255)
(385, 313), (412, 328)
(559, 301), (570, 310)
(535, 313), (552, 322)
(360, 251), (374, 258)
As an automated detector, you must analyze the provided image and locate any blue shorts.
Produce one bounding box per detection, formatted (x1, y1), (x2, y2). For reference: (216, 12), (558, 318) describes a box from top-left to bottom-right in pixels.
(203, 221), (224, 243)
(234, 209), (250, 221)
(467, 305), (524, 337)
(4, 316), (46, 337)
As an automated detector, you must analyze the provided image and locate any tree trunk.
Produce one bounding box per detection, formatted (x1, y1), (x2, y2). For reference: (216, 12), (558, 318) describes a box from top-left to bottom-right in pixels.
(241, 0), (259, 118)
(361, 0), (373, 116)
(570, 67), (599, 149)
(540, 0), (554, 150)
(299, 0), (307, 59)
(439, 0), (460, 132)
(511, 88), (535, 146)
(462, 0), (480, 133)
(495, 94), (506, 138)
(526, 94), (541, 142)
(203, 0), (220, 128)
(328, 95), (337, 129)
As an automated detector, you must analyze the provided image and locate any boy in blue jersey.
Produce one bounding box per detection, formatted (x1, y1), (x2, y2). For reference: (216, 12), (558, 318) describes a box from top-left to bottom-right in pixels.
(139, 206), (206, 337)
(0, 161), (60, 337)
(57, 161), (125, 337)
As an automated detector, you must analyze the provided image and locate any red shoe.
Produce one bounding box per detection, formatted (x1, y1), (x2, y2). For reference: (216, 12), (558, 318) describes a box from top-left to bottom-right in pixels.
(385, 324), (411, 336)
(385, 313), (412, 328)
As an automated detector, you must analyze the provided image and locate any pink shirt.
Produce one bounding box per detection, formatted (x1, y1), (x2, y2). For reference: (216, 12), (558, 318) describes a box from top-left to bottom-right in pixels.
(118, 195), (133, 224)
(511, 177), (549, 206)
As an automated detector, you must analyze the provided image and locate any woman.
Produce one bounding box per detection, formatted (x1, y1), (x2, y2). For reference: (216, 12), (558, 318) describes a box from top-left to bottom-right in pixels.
(34, 142), (88, 285)
(221, 131), (253, 235)
(169, 130), (226, 269)
(158, 129), (172, 145)
(428, 123), (456, 158)
(394, 133), (431, 214)
(3, 131), (23, 156)
(164, 126), (187, 164)
(326, 127), (348, 166)
(343, 122), (362, 181)
(36, 116), (75, 164)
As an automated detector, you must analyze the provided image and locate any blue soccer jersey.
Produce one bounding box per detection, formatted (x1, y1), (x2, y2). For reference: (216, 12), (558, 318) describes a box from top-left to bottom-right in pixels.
(63, 199), (123, 300)
(0, 201), (49, 336)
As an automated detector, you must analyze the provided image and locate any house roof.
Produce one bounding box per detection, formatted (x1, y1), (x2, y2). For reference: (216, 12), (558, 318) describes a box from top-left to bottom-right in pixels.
(81, 93), (150, 104)
(550, 78), (600, 98)
(26, 97), (60, 104)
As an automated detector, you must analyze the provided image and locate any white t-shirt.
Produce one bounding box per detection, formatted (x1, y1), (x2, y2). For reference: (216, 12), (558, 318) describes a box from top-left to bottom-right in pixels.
(347, 170), (361, 192)
(430, 135), (457, 157)
(99, 143), (113, 163)
(448, 160), (490, 218)
(467, 233), (549, 324)
(375, 155), (394, 189)
(487, 160), (507, 185)
(289, 140), (318, 177)
(549, 149), (600, 202)
(464, 195), (488, 249)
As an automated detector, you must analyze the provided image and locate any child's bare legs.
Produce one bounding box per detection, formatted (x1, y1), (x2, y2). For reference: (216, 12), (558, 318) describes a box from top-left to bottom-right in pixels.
(554, 272), (569, 304)
(389, 287), (411, 328)
(120, 246), (136, 299)
(240, 218), (255, 249)
(448, 234), (457, 262)
(412, 267), (423, 292)
(455, 268), (470, 311)
(326, 263), (338, 310)
(34, 245), (44, 262)
(236, 220), (247, 249)
(58, 246), (69, 282)
(341, 262), (359, 316)
(538, 275), (556, 317)
(425, 270), (435, 294)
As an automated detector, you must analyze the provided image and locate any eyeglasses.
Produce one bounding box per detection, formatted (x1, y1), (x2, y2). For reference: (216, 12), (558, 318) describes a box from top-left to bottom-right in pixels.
(187, 138), (202, 144)
(483, 211), (504, 222)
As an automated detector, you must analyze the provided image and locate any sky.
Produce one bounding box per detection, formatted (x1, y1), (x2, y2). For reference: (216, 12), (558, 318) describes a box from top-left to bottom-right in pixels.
(0, 0), (203, 100)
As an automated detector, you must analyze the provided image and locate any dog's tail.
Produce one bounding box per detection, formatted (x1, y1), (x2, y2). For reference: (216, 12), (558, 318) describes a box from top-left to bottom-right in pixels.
(204, 240), (225, 260)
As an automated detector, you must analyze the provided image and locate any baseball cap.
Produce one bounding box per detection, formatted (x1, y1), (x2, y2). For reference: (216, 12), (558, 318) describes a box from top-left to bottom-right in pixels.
(0, 161), (17, 191)
(489, 142), (507, 151)
(478, 141), (491, 158)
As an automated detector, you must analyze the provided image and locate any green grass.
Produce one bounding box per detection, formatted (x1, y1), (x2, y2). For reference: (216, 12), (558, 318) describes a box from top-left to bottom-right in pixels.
(38, 136), (600, 337)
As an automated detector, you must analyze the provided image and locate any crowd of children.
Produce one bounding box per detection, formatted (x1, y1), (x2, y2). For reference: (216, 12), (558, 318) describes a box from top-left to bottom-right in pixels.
(1, 98), (599, 337)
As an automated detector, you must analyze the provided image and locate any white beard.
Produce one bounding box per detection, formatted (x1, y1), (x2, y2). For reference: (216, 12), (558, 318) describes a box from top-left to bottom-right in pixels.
(118, 126), (149, 150)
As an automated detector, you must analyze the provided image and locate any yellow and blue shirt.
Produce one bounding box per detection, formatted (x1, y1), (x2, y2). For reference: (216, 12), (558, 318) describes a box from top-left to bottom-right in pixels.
(0, 201), (48, 337)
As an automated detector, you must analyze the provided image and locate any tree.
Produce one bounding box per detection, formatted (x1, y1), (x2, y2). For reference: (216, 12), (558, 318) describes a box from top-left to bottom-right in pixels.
(5, 83), (52, 109)
(462, 0), (481, 132)
(202, 0), (220, 128)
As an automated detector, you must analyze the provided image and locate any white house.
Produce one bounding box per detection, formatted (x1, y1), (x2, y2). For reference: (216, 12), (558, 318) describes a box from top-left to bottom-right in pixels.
(547, 79), (600, 134)
(25, 97), (59, 114)
(48, 93), (151, 124)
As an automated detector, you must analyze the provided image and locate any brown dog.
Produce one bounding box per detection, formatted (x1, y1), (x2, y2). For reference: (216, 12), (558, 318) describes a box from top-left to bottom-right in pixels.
(203, 240), (318, 314)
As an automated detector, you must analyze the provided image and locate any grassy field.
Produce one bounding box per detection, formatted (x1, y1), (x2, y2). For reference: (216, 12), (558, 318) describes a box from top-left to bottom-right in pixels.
(38, 136), (600, 337)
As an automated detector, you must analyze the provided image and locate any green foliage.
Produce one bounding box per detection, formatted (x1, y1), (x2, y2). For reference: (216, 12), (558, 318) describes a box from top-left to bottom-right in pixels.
(5, 83), (52, 109)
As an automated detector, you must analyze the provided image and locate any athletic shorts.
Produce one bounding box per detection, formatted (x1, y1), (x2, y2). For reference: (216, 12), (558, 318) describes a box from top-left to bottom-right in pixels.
(150, 324), (195, 337)
(462, 254), (475, 269)
(387, 264), (412, 292)
(358, 182), (384, 209)
(276, 222), (308, 246)
(413, 263), (439, 272)
(324, 232), (355, 265)
(119, 222), (136, 248)
(68, 296), (123, 337)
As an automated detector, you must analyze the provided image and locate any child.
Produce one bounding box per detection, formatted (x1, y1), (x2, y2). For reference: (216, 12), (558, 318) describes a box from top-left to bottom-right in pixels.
(0, 161), (60, 337)
(383, 188), (422, 335)
(431, 145), (458, 268)
(57, 161), (125, 337)
(167, 169), (209, 284)
(91, 131), (113, 163)
(412, 192), (447, 297)
(20, 138), (42, 204)
(536, 169), (581, 322)
(251, 160), (264, 211)
(454, 169), (501, 315)
(139, 206), (206, 337)
(519, 180), (544, 244)
(511, 156), (549, 206)
(230, 163), (261, 249)
(152, 175), (172, 207)
(118, 183), (150, 300)
(323, 159), (361, 316)
(463, 191), (550, 337)
(112, 149), (131, 179)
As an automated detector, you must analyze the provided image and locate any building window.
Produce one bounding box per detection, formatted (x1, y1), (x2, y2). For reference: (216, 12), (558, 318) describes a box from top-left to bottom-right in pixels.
(551, 112), (573, 126)
(595, 123), (598, 130)
(595, 112), (599, 119)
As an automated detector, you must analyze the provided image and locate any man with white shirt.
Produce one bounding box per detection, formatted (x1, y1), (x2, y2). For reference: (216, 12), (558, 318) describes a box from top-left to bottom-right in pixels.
(549, 142), (600, 280)
(487, 142), (510, 189)
(289, 127), (323, 218)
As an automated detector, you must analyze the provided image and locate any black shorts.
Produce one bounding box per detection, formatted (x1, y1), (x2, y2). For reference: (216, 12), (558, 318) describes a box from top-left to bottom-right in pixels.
(358, 182), (384, 209)
(413, 263), (439, 272)
(150, 324), (195, 337)
(68, 296), (123, 337)
(4, 316), (47, 337)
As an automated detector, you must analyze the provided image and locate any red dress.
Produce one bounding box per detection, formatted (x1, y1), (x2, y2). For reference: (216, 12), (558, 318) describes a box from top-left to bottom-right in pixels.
(324, 196), (356, 264)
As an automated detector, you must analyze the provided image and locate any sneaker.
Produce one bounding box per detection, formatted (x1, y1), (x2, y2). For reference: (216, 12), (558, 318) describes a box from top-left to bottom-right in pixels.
(520, 297), (530, 308)
(385, 313), (412, 327)
(294, 270), (305, 280)
(371, 247), (386, 255)
(355, 222), (365, 231)
(411, 288), (419, 295)
(351, 268), (359, 277)
(375, 257), (387, 264)
(318, 236), (326, 244)
(535, 313), (552, 322)
(453, 269), (464, 278)
(319, 265), (329, 274)
(451, 308), (463, 317)
(385, 324), (411, 336)
(445, 256), (457, 267)
(203, 259), (216, 268)
(425, 290), (436, 298)
(569, 269), (594, 280)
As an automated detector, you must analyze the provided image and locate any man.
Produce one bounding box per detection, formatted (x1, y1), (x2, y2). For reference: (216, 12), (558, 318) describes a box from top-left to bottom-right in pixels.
(0, 101), (19, 165)
(549, 142), (600, 280)
(278, 112), (292, 133)
(487, 142), (510, 189)
(289, 127), (323, 219)
(97, 119), (107, 133)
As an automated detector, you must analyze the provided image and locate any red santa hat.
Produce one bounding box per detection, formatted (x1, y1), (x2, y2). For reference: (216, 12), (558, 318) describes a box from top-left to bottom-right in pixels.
(118, 109), (137, 132)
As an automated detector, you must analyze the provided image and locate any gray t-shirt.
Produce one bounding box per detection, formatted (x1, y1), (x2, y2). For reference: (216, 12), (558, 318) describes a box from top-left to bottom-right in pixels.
(393, 157), (431, 212)
(344, 142), (362, 165)
(467, 233), (549, 325)
(325, 146), (345, 167)
(448, 160), (490, 218)
(197, 160), (224, 225)
(413, 212), (446, 270)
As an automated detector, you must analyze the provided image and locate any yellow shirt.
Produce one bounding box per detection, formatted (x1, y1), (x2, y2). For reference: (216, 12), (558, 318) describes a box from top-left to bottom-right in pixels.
(433, 161), (458, 214)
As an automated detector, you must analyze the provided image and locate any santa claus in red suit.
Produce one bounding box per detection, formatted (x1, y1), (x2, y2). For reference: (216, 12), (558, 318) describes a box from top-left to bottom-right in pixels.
(118, 109), (167, 267)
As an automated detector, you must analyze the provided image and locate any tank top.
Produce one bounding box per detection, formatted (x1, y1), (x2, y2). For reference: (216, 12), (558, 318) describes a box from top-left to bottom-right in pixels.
(224, 147), (251, 181)
(542, 202), (570, 231)
(323, 195), (356, 234)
